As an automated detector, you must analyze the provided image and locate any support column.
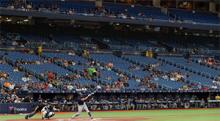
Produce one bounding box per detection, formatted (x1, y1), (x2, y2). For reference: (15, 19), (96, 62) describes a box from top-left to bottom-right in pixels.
(176, 0), (179, 8)
(153, 0), (161, 7)
(209, 2), (216, 13)
(95, 0), (102, 8)
(192, 1), (196, 10)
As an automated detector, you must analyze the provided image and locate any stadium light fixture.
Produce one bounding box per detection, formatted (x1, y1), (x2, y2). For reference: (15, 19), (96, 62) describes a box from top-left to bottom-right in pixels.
(174, 29), (177, 33)
(109, 22), (113, 25)
(23, 19), (29, 22)
(6, 18), (12, 22)
(145, 25), (150, 30)
(195, 33), (200, 36)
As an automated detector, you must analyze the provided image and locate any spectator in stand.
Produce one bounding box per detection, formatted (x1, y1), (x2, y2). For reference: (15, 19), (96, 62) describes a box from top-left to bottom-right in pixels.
(0, 72), (8, 81)
(26, 2), (32, 11)
(215, 95), (220, 100)
(106, 62), (113, 70)
(82, 50), (89, 58)
(184, 52), (191, 63)
(3, 81), (15, 91)
(87, 67), (98, 79)
(37, 45), (43, 56)
(63, 60), (69, 67)
(207, 57), (214, 65)
(22, 73), (32, 83)
(48, 71), (55, 81)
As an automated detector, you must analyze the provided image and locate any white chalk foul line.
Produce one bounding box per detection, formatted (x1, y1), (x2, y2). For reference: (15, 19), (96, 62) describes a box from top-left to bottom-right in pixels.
(54, 118), (105, 121)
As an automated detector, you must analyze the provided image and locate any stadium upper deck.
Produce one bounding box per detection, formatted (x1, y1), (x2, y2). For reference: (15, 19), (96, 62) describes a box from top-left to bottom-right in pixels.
(0, 0), (219, 31)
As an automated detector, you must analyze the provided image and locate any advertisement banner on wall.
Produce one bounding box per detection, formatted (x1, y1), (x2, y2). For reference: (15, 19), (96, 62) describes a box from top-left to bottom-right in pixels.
(0, 103), (34, 114)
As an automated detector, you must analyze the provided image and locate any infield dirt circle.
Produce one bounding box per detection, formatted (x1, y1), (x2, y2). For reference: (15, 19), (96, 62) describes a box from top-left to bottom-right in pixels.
(7, 117), (147, 121)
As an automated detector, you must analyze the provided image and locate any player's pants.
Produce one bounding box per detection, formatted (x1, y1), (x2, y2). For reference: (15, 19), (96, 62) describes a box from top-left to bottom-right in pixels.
(42, 110), (55, 119)
(77, 103), (90, 114)
(72, 103), (92, 119)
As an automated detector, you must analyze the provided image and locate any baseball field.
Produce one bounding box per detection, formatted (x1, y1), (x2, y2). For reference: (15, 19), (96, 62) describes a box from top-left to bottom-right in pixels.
(0, 108), (220, 121)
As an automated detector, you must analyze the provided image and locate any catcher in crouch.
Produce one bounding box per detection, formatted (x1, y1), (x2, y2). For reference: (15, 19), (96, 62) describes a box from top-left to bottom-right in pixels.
(72, 86), (101, 120)
(41, 104), (59, 120)
(25, 101), (46, 119)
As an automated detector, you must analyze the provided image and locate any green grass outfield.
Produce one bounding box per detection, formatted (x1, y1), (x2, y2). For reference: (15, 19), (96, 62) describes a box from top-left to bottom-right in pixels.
(0, 108), (220, 121)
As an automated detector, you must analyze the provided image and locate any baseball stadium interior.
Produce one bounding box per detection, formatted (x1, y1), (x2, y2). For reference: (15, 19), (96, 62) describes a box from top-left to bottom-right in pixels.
(0, 0), (220, 121)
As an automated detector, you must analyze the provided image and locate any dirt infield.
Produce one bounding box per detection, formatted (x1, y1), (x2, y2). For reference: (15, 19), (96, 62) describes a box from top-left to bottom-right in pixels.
(7, 117), (147, 121)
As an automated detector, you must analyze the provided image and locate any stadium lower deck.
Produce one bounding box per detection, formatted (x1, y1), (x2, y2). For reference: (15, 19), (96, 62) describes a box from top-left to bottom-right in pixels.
(0, 50), (220, 92)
